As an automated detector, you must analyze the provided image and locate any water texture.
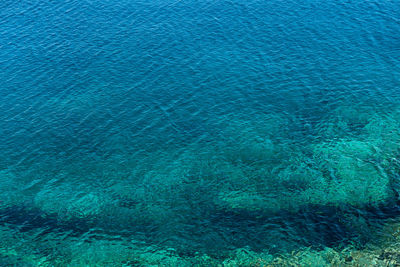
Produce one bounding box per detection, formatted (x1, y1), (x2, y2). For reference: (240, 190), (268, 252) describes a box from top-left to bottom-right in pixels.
(0, 0), (400, 265)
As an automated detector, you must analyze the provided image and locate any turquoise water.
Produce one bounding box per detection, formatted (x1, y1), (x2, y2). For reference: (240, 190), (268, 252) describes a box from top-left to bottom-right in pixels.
(1, 0), (400, 265)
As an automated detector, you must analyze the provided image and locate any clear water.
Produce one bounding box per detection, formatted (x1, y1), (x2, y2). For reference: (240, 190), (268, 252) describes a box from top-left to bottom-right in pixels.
(0, 0), (400, 265)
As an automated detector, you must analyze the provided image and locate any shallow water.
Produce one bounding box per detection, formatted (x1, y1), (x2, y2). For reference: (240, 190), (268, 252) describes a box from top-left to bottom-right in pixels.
(1, 0), (400, 265)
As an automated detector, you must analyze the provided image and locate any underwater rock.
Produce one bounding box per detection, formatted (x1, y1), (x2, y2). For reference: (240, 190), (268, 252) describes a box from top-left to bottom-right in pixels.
(216, 190), (273, 212)
(2, 120), (398, 265)
(312, 140), (392, 207)
(362, 113), (400, 159)
(215, 150), (326, 214)
(222, 248), (273, 267)
(217, 138), (394, 215)
(33, 183), (114, 220)
(315, 105), (376, 140)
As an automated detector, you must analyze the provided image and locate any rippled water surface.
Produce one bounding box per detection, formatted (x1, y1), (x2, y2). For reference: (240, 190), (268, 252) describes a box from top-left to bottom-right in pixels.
(1, 0), (400, 265)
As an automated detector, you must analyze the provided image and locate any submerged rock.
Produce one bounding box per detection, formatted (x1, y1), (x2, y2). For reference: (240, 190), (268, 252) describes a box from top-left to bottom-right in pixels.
(33, 183), (114, 220)
(217, 137), (395, 215)
(313, 140), (392, 207)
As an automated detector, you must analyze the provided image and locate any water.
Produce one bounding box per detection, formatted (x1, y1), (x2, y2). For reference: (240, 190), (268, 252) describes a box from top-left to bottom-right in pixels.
(0, 0), (400, 265)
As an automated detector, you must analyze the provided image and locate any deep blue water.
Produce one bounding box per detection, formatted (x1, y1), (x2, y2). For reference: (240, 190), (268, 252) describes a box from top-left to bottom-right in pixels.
(0, 0), (400, 265)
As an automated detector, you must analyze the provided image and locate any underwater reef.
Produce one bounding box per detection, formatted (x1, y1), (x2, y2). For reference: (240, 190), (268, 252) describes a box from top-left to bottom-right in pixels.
(1, 0), (399, 264)
(0, 104), (400, 266)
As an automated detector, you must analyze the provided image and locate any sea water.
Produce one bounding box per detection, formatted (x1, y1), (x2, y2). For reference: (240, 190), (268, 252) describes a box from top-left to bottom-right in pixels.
(0, 0), (399, 265)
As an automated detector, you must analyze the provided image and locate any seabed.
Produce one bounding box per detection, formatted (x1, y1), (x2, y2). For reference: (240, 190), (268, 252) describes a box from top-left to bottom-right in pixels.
(1, 103), (400, 266)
